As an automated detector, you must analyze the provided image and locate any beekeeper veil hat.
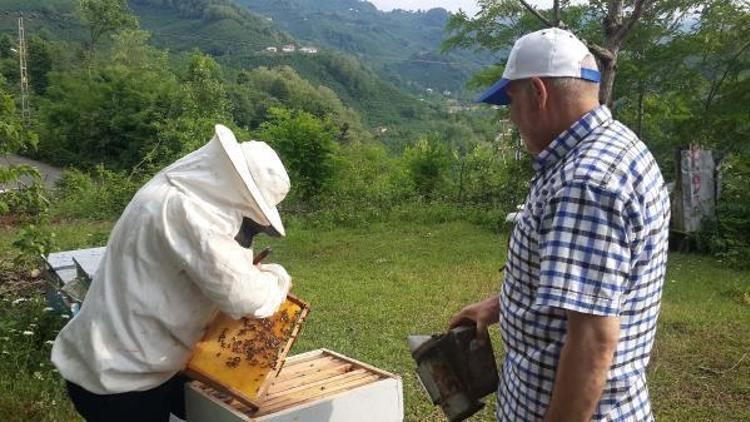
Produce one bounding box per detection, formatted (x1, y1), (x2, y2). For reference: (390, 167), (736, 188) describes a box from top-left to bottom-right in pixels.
(214, 124), (290, 236)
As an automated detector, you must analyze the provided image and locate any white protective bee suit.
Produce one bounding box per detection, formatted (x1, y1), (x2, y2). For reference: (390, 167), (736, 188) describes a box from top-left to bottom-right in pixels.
(52, 125), (292, 395)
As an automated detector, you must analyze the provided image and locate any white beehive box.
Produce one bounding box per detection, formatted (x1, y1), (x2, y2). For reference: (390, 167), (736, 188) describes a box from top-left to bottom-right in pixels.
(185, 349), (403, 422)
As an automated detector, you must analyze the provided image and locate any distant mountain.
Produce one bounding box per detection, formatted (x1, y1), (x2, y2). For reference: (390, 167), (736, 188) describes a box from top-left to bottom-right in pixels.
(128, 0), (433, 126)
(0, 0), (433, 128)
(0, 0), (291, 54)
(235, 0), (493, 97)
(130, 0), (291, 56)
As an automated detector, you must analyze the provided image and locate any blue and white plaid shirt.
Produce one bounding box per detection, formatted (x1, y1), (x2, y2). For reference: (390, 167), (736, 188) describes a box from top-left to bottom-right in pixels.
(498, 106), (670, 421)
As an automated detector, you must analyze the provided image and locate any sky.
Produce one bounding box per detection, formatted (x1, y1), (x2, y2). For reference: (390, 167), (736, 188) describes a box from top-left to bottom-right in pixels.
(367, 1), (555, 16)
(368, 0), (480, 15)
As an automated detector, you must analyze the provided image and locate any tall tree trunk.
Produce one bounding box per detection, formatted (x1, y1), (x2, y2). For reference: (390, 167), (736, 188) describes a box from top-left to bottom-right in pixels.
(598, 51), (618, 108)
(636, 80), (645, 139)
(456, 157), (466, 204)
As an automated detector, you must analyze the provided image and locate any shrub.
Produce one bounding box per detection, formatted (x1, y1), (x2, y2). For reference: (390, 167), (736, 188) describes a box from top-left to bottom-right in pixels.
(695, 153), (750, 268)
(52, 166), (141, 220)
(403, 134), (451, 199)
(256, 107), (339, 201)
(0, 291), (78, 420)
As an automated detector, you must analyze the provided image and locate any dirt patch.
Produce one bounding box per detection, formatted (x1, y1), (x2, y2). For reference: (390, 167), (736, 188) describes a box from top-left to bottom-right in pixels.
(0, 261), (45, 296)
(0, 214), (24, 227)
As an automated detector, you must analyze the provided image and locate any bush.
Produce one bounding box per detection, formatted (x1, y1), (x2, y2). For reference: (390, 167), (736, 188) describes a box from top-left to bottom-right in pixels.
(0, 291), (78, 420)
(457, 143), (532, 214)
(52, 166), (141, 220)
(12, 224), (56, 269)
(285, 137), (532, 232)
(256, 107), (339, 201)
(403, 134), (451, 199)
(0, 175), (49, 219)
(695, 153), (750, 268)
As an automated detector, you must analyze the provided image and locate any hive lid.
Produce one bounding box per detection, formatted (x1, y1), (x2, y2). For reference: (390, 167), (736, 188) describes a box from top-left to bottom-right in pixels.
(185, 294), (309, 410)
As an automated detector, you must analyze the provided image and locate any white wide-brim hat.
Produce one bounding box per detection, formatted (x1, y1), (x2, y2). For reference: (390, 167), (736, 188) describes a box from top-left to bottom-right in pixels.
(214, 124), (290, 236)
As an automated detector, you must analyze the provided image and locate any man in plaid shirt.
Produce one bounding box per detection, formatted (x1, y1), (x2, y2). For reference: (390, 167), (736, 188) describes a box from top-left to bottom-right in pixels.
(450, 28), (670, 421)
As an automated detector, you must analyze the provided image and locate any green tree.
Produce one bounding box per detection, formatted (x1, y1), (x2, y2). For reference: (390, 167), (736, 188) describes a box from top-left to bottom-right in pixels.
(0, 34), (13, 60)
(27, 36), (53, 94)
(153, 51), (233, 161)
(38, 33), (182, 169)
(0, 76), (52, 263)
(231, 66), (368, 142)
(78, 0), (138, 64)
(256, 107), (339, 200)
(612, 0), (749, 159)
(403, 134), (451, 199)
(183, 51), (230, 121)
(0, 80), (39, 213)
(443, 0), (694, 106)
(682, 0), (750, 153)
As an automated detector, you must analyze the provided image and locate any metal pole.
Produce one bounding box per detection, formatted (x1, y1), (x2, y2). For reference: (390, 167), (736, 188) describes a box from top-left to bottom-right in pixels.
(18, 15), (31, 125)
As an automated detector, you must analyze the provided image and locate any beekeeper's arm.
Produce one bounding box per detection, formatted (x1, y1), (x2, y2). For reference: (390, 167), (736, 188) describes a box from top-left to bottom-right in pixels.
(162, 193), (291, 319)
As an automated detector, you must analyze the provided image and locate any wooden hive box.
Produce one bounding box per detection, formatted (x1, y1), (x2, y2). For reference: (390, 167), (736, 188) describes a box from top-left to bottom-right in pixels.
(185, 349), (404, 422)
(185, 295), (309, 409)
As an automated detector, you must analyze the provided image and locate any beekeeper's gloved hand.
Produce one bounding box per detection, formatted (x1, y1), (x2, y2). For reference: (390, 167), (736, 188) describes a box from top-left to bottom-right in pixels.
(250, 263), (292, 318)
(258, 263), (292, 292)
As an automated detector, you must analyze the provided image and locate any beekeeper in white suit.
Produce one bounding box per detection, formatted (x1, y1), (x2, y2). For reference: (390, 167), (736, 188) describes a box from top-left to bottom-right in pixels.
(51, 124), (293, 422)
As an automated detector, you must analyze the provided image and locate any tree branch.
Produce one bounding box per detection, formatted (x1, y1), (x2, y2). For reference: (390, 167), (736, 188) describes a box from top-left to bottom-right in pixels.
(616, 0), (655, 45)
(554, 0), (561, 27)
(518, 0), (554, 27)
(588, 43), (615, 62)
(606, 0), (624, 34)
(705, 37), (750, 112)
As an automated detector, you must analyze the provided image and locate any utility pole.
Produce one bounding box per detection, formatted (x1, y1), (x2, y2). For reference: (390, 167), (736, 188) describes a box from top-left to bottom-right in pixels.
(18, 14), (31, 125)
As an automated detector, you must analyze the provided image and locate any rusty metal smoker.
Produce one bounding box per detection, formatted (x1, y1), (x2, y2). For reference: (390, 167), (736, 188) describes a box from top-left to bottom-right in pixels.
(408, 325), (499, 422)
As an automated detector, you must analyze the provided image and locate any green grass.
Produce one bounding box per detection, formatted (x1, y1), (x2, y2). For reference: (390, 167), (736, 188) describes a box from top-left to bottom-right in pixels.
(1, 219), (748, 421)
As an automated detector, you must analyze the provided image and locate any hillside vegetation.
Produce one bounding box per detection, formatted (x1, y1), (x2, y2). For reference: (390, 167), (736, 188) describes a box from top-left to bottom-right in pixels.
(236, 0), (492, 96)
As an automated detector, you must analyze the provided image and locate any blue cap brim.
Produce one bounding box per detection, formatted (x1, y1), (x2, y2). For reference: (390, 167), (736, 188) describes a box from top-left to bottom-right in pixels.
(475, 78), (511, 105)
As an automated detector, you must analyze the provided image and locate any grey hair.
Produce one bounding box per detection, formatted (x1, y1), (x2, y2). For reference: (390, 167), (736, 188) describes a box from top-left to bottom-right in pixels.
(545, 77), (599, 92)
(544, 54), (600, 101)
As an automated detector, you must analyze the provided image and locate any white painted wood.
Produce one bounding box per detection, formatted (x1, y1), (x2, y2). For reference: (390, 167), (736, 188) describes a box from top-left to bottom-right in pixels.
(185, 349), (404, 422)
(254, 377), (403, 422)
(44, 247), (106, 285)
(185, 384), (252, 422)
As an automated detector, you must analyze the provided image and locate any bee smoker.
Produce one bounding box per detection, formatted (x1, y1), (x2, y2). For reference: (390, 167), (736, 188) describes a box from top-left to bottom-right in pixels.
(407, 325), (499, 422)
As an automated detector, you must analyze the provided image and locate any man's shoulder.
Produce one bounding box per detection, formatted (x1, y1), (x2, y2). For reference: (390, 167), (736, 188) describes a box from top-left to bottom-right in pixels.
(565, 119), (658, 193)
(119, 176), (180, 222)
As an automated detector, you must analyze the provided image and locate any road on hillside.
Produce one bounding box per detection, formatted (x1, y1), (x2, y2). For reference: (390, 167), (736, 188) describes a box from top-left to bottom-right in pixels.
(0, 154), (62, 191)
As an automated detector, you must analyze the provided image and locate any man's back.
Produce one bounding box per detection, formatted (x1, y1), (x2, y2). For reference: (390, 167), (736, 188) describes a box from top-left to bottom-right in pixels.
(499, 105), (670, 421)
(52, 134), (292, 396)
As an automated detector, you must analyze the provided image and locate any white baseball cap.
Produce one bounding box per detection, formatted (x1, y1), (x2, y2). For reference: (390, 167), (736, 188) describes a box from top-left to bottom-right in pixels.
(476, 28), (600, 106)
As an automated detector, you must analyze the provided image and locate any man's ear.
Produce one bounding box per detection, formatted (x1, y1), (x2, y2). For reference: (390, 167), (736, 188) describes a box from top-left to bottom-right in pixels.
(529, 77), (548, 110)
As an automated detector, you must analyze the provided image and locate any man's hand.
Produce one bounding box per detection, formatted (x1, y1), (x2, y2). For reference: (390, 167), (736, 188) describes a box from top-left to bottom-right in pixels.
(544, 311), (620, 422)
(448, 295), (500, 343)
(257, 263), (293, 293)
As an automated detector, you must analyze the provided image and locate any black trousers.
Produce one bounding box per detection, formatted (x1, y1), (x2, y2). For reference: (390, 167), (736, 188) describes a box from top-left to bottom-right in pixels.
(66, 374), (187, 422)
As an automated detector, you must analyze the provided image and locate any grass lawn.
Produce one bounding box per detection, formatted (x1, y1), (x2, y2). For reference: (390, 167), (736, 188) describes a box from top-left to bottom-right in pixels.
(0, 219), (748, 421)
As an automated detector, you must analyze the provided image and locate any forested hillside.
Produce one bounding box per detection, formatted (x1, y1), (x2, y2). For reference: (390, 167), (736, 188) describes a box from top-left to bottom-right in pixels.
(236, 0), (493, 96)
(0, 0), (442, 137)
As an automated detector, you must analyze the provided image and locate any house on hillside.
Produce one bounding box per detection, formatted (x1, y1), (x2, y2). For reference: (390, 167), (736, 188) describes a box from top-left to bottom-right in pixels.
(265, 46), (278, 53)
(300, 46), (319, 54)
(281, 44), (296, 53)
